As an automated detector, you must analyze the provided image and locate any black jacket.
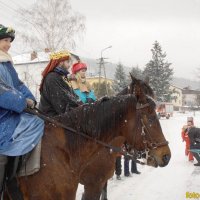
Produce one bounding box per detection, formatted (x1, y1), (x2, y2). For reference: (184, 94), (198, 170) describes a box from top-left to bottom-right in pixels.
(39, 71), (79, 116)
(188, 127), (200, 148)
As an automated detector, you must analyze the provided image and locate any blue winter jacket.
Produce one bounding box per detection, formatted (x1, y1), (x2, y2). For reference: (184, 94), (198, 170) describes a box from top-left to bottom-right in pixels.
(0, 61), (35, 147)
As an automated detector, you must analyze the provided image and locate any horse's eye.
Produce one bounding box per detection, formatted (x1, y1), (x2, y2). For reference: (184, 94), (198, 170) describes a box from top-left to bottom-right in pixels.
(148, 116), (155, 124)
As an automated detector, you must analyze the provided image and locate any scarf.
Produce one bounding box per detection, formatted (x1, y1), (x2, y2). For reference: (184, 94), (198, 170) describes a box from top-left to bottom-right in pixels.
(0, 50), (13, 63)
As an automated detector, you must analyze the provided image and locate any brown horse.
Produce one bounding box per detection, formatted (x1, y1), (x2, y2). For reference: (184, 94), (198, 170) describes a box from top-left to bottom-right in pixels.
(86, 75), (165, 200)
(6, 77), (170, 200)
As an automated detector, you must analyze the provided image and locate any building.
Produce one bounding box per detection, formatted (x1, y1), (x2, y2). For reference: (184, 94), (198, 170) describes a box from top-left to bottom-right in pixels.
(182, 87), (200, 107)
(169, 85), (200, 110)
(169, 85), (183, 108)
(87, 76), (113, 86)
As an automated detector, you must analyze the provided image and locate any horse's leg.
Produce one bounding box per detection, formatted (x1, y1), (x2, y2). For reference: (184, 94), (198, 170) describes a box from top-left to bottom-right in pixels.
(82, 183), (108, 200)
(100, 181), (108, 200)
(81, 184), (103, 200)
(65, 187), (77, 200)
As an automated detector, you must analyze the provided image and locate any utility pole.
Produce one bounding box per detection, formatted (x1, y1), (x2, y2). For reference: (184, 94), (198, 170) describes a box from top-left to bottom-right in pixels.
(97, 46), (112, 97)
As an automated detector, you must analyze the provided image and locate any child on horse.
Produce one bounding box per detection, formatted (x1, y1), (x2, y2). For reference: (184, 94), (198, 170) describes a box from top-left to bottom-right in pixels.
(0, 24), (44, 195)
(39, 51), (81, 116)
(181, 117), (194, 161)
(71, 62), (96, 103)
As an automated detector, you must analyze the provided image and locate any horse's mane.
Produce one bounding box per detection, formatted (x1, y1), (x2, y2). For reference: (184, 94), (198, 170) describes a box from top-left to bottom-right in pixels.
(57, 95), (137, 152)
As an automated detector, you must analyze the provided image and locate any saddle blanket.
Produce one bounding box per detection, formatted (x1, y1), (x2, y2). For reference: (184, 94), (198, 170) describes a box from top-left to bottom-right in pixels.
(17, 140), (41, 177)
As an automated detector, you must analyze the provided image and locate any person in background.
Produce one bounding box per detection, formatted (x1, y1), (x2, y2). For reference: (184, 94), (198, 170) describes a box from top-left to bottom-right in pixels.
(71, 62), (96, 103)
(115, 144), (141, 180)
(124, 157), (141, 176)
(181, 117), (194, 162)
(188, 127), (200, 166)
(39, 51), (80, 116)
(115, 156), (122, 180)
(0, 24), (44, 195)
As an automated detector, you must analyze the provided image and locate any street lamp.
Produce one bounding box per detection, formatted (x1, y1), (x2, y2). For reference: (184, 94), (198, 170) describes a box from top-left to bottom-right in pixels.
(100, 45), (112, 59)
(98, 46), (112, 97)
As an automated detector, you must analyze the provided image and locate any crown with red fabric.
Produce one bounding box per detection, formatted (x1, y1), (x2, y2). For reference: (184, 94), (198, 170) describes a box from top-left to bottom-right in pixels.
(41, 50), (71, 77)
(40, 50), (71, 92)
(72, 62), (87, 74)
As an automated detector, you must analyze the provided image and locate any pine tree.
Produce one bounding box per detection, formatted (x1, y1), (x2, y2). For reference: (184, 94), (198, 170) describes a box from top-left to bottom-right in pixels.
(93, 82), (114, 99)
(143, 41), (173, 102)
(113, 62), (128, 93)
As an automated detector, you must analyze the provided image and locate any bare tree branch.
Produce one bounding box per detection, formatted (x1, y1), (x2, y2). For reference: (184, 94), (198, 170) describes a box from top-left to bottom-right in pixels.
(16, 0), (85, 52)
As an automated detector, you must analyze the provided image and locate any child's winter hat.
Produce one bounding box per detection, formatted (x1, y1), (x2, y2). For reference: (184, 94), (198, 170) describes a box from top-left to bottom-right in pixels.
(0, 24), (15, 42)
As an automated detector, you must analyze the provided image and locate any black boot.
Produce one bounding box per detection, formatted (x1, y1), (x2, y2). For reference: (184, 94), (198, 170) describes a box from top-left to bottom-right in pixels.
(193, 152), (200, 166)
(0, 155), (7, 193)
(131, 160), (141, 174)
(194, 162), (200, 166)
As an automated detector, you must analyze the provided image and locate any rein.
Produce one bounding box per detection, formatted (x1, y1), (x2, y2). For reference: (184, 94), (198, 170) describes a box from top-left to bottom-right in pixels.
(25, 108), (144, 165)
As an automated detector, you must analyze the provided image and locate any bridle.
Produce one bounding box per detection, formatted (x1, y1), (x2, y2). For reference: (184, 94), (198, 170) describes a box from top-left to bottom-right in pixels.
(134, 100), (169, 162)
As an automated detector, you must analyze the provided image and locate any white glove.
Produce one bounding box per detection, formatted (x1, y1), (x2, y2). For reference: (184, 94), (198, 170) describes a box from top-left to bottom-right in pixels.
(26, 98), (35, 109)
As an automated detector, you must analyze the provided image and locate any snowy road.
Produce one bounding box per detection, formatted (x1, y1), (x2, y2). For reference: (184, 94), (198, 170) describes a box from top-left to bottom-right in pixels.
(76, 112), (200, 200)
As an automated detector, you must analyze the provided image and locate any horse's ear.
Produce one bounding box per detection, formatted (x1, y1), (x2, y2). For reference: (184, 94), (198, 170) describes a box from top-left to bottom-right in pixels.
(131, 74), (146, 102)
(129, 72), (138, 83)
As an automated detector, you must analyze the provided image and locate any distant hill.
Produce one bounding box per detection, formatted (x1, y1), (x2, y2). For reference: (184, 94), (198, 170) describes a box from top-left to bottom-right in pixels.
(80, 57), (132, 79)
(81, 57), (200, 90)
(171, 77), (200, 90)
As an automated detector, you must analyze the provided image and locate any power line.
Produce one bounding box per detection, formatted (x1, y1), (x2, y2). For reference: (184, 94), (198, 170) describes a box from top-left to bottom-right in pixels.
(0, 11), (15, 22)
(0, 1), (43, 37)
(9, 0), (29, 10)
(0, 0), (20, 15)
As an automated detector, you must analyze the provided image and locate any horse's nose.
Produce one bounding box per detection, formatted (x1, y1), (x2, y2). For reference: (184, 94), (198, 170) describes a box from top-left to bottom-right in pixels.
(162, 154), (170, 165)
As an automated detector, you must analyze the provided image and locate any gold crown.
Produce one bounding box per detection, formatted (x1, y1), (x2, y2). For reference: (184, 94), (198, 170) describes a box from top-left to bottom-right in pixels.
(50, 51), (71, 60)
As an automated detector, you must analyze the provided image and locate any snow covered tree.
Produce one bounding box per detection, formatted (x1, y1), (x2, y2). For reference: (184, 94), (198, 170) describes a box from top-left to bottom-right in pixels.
(143, 41), (173, 101)
(113, 62), (128, 93)
(16, 0), (85, 51)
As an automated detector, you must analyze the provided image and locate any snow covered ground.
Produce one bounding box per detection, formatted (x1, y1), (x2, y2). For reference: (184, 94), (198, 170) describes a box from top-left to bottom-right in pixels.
(76, 111), (200, 200)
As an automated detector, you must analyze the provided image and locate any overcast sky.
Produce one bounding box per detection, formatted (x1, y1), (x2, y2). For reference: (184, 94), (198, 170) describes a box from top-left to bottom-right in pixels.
(1, 0), (200, 79)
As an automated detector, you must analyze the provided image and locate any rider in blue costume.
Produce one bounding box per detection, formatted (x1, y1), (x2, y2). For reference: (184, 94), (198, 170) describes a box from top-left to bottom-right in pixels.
(0, 24), (44, 194)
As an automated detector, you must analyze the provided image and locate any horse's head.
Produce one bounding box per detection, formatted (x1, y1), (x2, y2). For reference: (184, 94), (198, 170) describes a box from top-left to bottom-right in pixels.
(128, 73), (155, 99)
(130, 75), (171, 167)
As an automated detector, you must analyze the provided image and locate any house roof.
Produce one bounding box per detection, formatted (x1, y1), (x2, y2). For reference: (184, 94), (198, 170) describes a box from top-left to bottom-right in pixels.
(13, 52), (50, 65)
